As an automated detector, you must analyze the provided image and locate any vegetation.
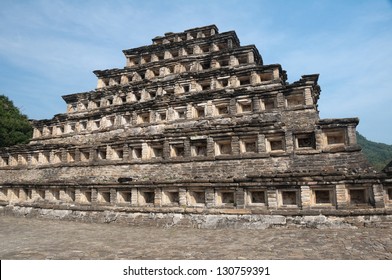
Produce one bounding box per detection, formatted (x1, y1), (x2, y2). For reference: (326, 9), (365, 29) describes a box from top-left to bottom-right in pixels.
(357, 132), (392, 171)
(0, 95), (33, 148)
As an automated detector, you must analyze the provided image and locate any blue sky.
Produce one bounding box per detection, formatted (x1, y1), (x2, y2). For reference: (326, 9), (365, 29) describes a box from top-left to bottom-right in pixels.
(0, 0), (391, 143)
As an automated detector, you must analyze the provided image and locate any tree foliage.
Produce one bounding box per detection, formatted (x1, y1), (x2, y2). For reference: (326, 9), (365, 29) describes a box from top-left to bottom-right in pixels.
(0, 95), (33, 147)
(357, 132), (392, 171)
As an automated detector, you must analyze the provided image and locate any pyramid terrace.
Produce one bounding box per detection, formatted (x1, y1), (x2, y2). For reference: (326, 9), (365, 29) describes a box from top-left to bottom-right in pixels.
(1, 25), (391, 223)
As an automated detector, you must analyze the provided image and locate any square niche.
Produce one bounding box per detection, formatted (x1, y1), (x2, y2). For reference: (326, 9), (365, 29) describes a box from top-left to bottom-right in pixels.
(312, 188), (335, 206)
(279, 190), (299, 207)
(187, 190), (205, 206)
(138, 190), (155, 205)
(117, 190), (132, 204)
(216, 190), (235, 206)
(162, 190), (179, 206)
(247, 190), (266, 205)
(349, 189), (368, 205)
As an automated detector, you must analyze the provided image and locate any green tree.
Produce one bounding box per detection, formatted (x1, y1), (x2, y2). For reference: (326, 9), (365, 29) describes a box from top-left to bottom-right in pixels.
(357, 132), (392, 171)
(0, 95), (33, 147)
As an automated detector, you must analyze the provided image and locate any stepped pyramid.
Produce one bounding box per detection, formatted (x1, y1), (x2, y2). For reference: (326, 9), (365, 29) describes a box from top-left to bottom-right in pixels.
(0, 25), (391, 214)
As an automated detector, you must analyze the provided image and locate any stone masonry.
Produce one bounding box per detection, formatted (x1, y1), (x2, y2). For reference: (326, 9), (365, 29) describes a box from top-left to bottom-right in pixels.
(0, 25), (391, 220)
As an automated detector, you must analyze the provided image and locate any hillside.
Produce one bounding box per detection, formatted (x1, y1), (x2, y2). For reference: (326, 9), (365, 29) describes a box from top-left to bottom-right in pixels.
(357, 132), (392, 171)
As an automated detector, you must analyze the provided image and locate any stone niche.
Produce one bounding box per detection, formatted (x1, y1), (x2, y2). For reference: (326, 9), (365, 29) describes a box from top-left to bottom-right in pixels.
(79, 150), (90, 162)
(18, 154), (28, 165)
(130, 145), (143, 159)
(265, 135), (285, 152)
(170, 143), (185, 158)
(236, 98), (253, 114)
(384, 187), (392, 207)
(173, 107), (187, 120)
(67, 150), (76, 163)
(260, 97), (277, 111)
(148, 143), (163, 159)
(247, 189), (267, 206)
(0, 156), (9, 167)
(285, 92), (305, 107)
(96, 147), (107, 160)
(46, 189), (60, 201)
(117, 189), (132, 204)
(187, 189), (206, 206)
(90, 118), (101, 131)
(162, 189), (180, 206)
(215, 189), (235, 206)
(19, 188), (31, 201)
(311, 187), (336, 207)
(32, 189), (45, 201)
(323, 128), (346, 146)
(240, 137), (258, 154)
(156, 110), (167, 122)
(295, 133), (316, 149)
(52, 151), (62, 164)
(137, 112), (150, 124)
(97, 189), (111, 204)
(8, 188), (19, 202)
(215, 139), (232, 155)
(348, 187), (370, 206)
(278, 189), (300, 207)
(138, 189), (155, 206)
(0, 188), (8, 201)
(78, 189), (92, 204)
(191, 139), (207, 157)
(214, 102), (229, 116)
(111, 146), (124, 160)
(62, 188), (76, 202)
(193, 104), (206, 118)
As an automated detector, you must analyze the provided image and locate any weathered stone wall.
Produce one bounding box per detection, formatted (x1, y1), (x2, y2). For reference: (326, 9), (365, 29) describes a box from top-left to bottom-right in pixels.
(0, 150), (374, 185)
(0, 24), (390, 221)
(2, 205), (392, 229)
